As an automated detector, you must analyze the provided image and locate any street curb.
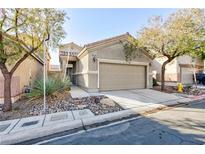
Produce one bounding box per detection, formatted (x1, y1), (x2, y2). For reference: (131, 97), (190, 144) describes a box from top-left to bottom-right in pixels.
(0, 97), (204, 145)
(0, 110), (139, 145)
(82, 109), (139, 128)
(0, 110), (139, 144)
(0, 119), (82, 145)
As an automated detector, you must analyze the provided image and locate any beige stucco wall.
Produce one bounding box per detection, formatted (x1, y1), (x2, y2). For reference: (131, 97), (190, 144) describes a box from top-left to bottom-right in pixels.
(152, 57), (178, 81)
(88, 73), (98, 89)
(76, 54), (89, 73)
(0, 56), (43, 99)
(177, 55), (204, 73)
(177, 55), (203, 66)
(88, 42), (151, 71)
(15, 57), (43, 90)
(76, 74), (89, 88)
(75, 54), (89, 88)
(77, 41), (152, 91)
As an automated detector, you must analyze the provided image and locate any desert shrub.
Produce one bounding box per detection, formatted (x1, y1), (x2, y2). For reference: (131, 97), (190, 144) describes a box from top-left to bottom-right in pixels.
(27, 77), (71, 98)
(153, 78), (159, 86)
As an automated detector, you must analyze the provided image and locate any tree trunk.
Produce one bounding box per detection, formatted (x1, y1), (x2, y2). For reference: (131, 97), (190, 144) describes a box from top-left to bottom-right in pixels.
(3, 73), (12, 111)
(0, 63), (13, 112)
(161, 59), (172, 90)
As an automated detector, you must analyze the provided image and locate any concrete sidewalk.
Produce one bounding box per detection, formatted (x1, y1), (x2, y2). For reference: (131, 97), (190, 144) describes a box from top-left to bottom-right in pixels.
(70, 86), (90, 98)
(0, 108), (141, 144)
(0, 109), (95, 144)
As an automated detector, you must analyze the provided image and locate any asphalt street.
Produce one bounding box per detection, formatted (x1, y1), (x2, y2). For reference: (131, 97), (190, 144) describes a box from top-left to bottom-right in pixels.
(35, 100), (205, 145)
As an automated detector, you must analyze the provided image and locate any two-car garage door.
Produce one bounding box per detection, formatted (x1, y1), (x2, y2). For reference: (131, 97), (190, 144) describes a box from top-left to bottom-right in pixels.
(99, 63), (146, 91)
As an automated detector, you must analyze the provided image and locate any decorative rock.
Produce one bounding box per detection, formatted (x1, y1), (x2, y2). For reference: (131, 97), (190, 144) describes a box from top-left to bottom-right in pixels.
(100, 98), (116, 107)
(183, 86), (204, 96)
(28, 95), (123, 116)
(77, 105), (87, 109)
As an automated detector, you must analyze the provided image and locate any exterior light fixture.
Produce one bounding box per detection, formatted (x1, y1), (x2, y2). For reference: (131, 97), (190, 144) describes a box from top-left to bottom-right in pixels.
(92, 54), (97, 62)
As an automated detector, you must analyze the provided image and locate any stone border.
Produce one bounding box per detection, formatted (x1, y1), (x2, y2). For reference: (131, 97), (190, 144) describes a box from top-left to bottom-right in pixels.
(0, 97), (204, 145)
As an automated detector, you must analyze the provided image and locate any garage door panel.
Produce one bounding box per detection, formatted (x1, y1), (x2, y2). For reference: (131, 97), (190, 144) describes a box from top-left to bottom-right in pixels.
(181, 67), (193, 84)
(99, 63), (146, 91)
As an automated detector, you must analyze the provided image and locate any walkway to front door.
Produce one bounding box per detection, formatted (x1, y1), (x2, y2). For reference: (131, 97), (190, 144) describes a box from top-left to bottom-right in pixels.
(70, 86), (90, 98)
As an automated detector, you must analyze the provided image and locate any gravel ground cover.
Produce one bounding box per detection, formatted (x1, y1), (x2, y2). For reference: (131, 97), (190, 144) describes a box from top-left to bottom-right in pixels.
(0, 91), (123, 121)
(153, 85), (205, 96)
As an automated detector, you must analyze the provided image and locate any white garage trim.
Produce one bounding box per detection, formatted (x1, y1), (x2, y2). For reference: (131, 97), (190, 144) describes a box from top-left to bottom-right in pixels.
(98, 58), (149, 66)
(97, 58), (150, 89)
(74, 71), (98, 75)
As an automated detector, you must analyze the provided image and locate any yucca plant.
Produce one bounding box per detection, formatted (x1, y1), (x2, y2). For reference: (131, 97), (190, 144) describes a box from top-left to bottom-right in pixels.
(27, 77), (71, 99)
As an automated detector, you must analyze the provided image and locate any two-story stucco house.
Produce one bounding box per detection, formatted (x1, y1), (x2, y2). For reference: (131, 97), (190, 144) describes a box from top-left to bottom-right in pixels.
(59, 33), (153, 92)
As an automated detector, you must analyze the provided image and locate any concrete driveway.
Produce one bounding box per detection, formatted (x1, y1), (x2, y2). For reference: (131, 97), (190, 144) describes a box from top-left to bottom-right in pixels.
(70, 86), (191, 110)
(101, 89), (191, 109)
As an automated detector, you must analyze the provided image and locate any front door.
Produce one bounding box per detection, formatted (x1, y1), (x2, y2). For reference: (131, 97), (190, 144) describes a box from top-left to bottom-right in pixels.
(66, 68), (73, 84)
(70, 68), (76, 84)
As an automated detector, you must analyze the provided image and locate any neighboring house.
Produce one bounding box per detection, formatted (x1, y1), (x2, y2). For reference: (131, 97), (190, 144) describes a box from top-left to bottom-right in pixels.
(48, 64), (62, 78)
(0, 52), (50, 104)
(59, 33), (153, 92)
(49, 65), (61, 72)
(152, 55), (204, 84)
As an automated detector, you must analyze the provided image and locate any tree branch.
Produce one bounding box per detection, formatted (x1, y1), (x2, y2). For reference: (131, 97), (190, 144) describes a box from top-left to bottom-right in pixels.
(0, 62), (9, 73)
(4, 9), (27, 34)
(2, 32), (30, 51)
(4, 20), (27, 33)
(9, 51), (30, 75)
(9, 38), (44, 75)
(172, 48), (179, 58)
(161, 43), (171, 59)
(0, 10), (7, 29)
(14, 9), (19, 39)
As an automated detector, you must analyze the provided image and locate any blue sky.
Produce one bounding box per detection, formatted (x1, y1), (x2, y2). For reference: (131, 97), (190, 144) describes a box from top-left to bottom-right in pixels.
(50, 8), (176, 64)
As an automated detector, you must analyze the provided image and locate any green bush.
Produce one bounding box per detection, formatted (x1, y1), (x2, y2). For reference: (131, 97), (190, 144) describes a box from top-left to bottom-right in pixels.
(27, 77), (71, 98)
